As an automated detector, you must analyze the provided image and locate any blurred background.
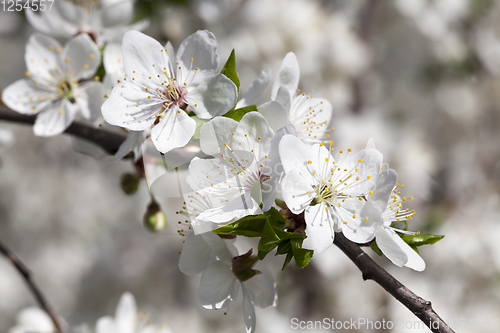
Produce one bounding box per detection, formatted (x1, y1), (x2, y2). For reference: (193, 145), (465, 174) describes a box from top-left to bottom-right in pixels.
(1, 0), (500, 332)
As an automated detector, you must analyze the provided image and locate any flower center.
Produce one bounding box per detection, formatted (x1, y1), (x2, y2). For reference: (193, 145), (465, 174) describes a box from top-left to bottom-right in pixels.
(56, 80), (76, 103)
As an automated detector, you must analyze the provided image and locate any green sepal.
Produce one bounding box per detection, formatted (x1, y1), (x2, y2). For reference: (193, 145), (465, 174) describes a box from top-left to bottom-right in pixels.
(370, 241), (383, 256)
(223, 104), (258, 122)
(221, 49), (240, 93)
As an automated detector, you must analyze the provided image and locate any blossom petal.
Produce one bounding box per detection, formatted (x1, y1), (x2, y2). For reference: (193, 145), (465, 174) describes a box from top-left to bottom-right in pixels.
(96, 317), (118, 333)
(122, 30), (169, 84)
(62, 34), (101, 80)
(2, 79), (49, 115)
(197, 193), (260, 223)
(25, 33), (62, 83)
(186, 74), (238, 119)
(115, 292), (136, 333)
(177, 30), (219, 85)
(244, 262), (277, 308)
(404, 241), (426, 271)
(278, 134), (312, 176)
(291, 97), (332, 144)
(199, 117), (238, 155)
(369, 169), (398, 214)
(340, 199), (376, 243)
(258, 101), (289, 131)
(281, 170), (314, 214)
(101, 81), (160, 131)
(103, 43), (124, 77)
(33, 99), (78, 136)
(16, 307), (54, 332)
(231, 112), (274, 161)
(186, 157), (238, 193)
(336, 148), (383, 196)
(151, 108), (196, 153)
(271, 52), (300, 100)
(303, 202), (335, 253)
(273, 85), (292, 112)
(179, 232), (217, 275)
(26, 10), (77, 38)
(197, 261), (240, 310)
(236, 68), (271, 108)
(242, 285), (257, 333)
(103, 131), (144, 164)
(77, 82), (105, 119)
(101, 0), (133, 28)
(375, 227), (408, 268)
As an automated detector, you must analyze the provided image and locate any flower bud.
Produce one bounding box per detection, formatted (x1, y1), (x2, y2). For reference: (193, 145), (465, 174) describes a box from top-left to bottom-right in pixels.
(120, 173), (140, 195)
(143, 201), (167, 232)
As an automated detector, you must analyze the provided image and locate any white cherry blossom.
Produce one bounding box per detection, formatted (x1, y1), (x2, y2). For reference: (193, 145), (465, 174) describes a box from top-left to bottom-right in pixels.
(2, 33), (104, 136)
(102, 30), (238, 154)
(187, 112), (294, 224)
(259, 52), (333, 144)
(361, 169), (426, 271)
(8, 307), (55, 333)
(279, 135), (383, 252)
(179, 231), (277, 333)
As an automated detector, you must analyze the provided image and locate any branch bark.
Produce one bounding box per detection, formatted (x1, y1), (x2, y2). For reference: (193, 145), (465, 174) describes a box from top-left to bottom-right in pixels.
(0, 106), (126, 155)
(0, 240), (64, 333)
(333, 232), (455, 333)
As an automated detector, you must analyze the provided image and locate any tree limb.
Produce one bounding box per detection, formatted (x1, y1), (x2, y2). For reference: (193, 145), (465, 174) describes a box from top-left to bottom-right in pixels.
(333, 232), (455, 333)
(0, 240), (65, 333)
(0, 106), (126, 155)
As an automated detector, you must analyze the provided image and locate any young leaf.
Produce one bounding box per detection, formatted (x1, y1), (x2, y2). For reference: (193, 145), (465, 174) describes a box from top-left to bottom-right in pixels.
(401, 234), (444, 247)
(370, 241), (383, 256)
(221, 49), (240, 92)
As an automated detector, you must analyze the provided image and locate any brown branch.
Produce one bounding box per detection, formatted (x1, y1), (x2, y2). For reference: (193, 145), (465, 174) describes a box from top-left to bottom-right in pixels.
(0, 240), (64, 333)
(333, 232), (455, 333)
(0, 106), (126, 155)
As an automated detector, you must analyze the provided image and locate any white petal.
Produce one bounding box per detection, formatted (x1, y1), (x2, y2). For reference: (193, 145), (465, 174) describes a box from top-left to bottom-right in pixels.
(115, 292), (137, 333)
(186, 74), (238, 119)
(197, 261), (239, 310)
(103, 43), (125, 77)
(340, 199), (376, 243)
(101, 81), (160, 130)
(231, 112), (274, 161)
(25, 33), (62, 83)
(258, 101), (289, 131)
(16, 307), (54, 331)
(290, 97), (333, 144)
(122, 30), (169, 84)
(303, 202), (335, 253)
(366, 138), (376, 149)
(336, 148), (383, 196)
(177, 30), (219, 85)
(281, 170), (314, 214)
(376, 228), (408, 268)
(179, 232), (217, 275)
(33, 99), (78, 136)
(96, 317), (118, 333)
(186, 156), (237, 193)
(242, 286), (257, 333)
(243, 262), (277, 308)
(78, 82), (105, 119)
(236, 68), (271, 108)
(2, 79), (49, 115)
(278, 134), (312, 176)
(199, 116), (238, 155)
(164, 41), (175, 65)
(151, 109), (196, 153)
(369, 169), (398, 213)
(101, 0), (133, 28)
(103, 131), (144, 164)
(273, 85), (292, 112)
(199, 231), (234, 263)
(62, 34), (101, 80)
(271, 52), (300, 100)
(404, 242), (426, 271)
(197, 193), (260, 223)
(26, 10), (77, 38)
(56, 0), (85, 25)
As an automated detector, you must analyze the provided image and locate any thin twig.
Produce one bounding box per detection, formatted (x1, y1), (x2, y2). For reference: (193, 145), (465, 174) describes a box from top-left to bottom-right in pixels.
(0, 240), (64, 333)
(0, 106), (126, 155)
(333, 232), (455, 333)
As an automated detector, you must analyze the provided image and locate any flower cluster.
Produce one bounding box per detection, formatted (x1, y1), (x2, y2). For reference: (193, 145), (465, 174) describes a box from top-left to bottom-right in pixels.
(3, 9), (435, 332)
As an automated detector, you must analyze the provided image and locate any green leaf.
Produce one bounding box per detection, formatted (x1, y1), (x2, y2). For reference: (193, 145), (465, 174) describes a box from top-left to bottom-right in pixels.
(391, 220), (408, 231)
(191, 116), (207, 140)
(401, 234), (444, 247)
(221, 49), (240, 92)
(223, 104), (258, 121)
(212, 214), (267, 237)
(290, 239), (314, 269)
(282, 251), (294, 270)
(370, 241), (383, 256)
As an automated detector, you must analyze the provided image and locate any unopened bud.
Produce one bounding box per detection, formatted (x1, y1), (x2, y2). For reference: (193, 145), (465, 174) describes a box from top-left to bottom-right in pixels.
(143, 201), (167, 232)
(121, 173), (140, 195)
